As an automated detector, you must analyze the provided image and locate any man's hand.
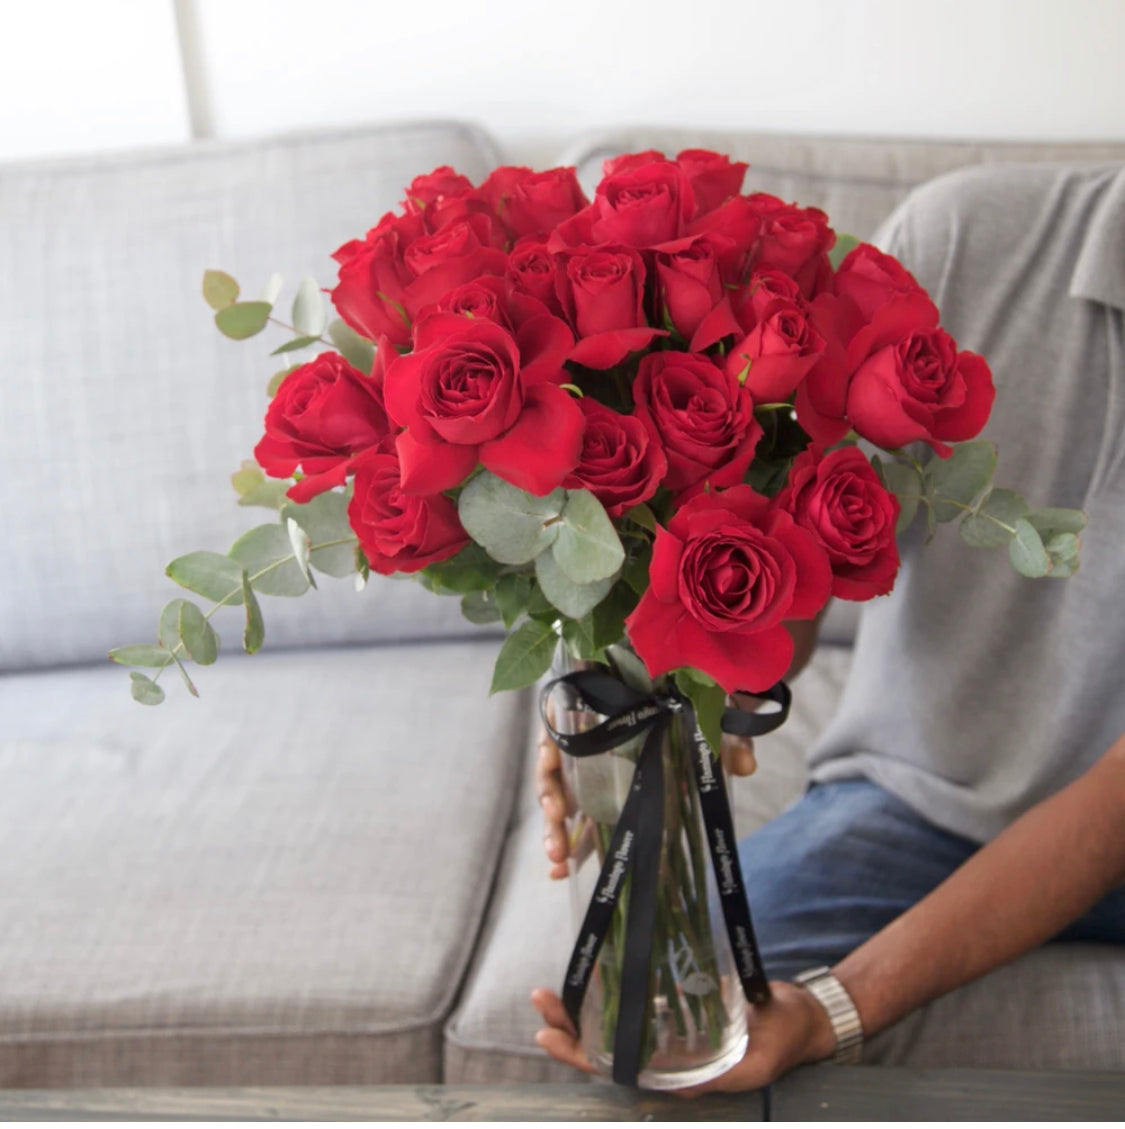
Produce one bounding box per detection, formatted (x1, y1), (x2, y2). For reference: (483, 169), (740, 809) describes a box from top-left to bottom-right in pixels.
(537, 698), (759, 880)
(529, 981), (835, 1093)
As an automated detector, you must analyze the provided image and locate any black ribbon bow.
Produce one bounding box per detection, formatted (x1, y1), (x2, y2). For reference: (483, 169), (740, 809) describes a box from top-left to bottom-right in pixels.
(540, 668), (791, 1087)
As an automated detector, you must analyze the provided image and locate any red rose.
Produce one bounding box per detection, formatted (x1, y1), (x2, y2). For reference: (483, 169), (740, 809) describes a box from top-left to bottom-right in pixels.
(834, 243), (927, 320)
(590, 160), (696, 247)
(847, 325), (995, 453)
(507, 237), (563, 313)
(748, 195), (835, 297)
(654, 234), (724, 342)
(555, 244), (665, 368)
(625, 486), (832, 692)
(401, 166), (475, 214)
(601, 150), (666, 178)
(254, 351), (392, 503)
(383, 314), (583, 496)
(685, 196), (762, 281)
(726, 296), (825, 403)
(675, 149), (748, 215)
(774, 447), (900, 600)
(348, 449), (468, 575)
(632, 352), (762, 495)
(563, 400), (667, 518)
(480, 165), (589, 240)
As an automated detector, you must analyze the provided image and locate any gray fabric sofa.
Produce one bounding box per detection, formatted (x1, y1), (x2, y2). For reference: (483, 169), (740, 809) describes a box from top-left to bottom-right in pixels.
(2, 120), (1123, 1088)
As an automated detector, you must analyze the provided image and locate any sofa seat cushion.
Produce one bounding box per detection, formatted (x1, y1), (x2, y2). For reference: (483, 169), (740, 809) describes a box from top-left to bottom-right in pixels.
(444, 643), (1125, 1080)
(0, 641), (530, 1087)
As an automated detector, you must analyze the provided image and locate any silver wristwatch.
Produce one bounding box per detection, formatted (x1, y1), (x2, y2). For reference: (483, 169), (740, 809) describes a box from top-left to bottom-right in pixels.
(793, 966), (864, 1064)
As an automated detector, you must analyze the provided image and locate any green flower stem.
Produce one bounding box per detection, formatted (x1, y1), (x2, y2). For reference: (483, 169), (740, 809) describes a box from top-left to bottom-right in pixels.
(266, 315), (333, 348)
(151, 536), (357, 685)
(926, 494), (1020, 535)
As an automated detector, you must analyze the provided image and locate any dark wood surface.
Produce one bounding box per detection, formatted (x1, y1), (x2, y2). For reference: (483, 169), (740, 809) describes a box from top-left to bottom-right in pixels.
(0, 1067), (1122, 1121)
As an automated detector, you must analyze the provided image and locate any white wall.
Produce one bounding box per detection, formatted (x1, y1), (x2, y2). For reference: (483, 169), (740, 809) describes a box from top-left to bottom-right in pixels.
(2, 0), (1124, 164)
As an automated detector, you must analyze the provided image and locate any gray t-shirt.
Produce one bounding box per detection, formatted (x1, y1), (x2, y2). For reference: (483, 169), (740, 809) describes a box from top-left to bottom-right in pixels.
(808, 162), (1125, 844)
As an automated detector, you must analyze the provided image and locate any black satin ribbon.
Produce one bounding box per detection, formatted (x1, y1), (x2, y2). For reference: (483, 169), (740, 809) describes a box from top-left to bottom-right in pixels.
(540, 669), (791, 1087)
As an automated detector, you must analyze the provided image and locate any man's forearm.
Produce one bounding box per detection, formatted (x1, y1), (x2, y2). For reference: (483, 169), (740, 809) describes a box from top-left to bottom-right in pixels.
(832, 732), (1125, 1040)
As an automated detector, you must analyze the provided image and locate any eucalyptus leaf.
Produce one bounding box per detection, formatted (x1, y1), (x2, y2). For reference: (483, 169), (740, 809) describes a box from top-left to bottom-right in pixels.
(158, 598), (191, 650)
(166, 551), (245, 605)
(879, 459), (925, 534)
(270, 336), (321, 357)
(553, 489), (625, 583)
(202, 269), (239, 311)
(925, 440), (997, 523)
(281, 491), (358, 578)
(458, 472), (564, 565)
(178, 601), (218, 665)
(292, 277), (326, 337)
(129, 671), (166, 705)
(489, 620), (558, 694)
(109, 644), (173, 668)
(535, 549), (615, 619)
(1026, 507), (1088, 538)
(828, 233), (860, 271)
(959, 488), (1029, 549)
(286, 517), (316, 587)
(328, 318), (376, 374)
(241, 570), (264, 653)
(494, 572), (533, 629)
(260, 272), (284, 305)
(239, 479), (292, 509)
(421, 543), (504, 594)
(605, 643), (653, 694)
(1009, 517), (1051, 578)
(591, 580), (639, 650)
(1044, 531), (1080, 560)
(461, 590), (503, 625)
(170, 651), (200, 697)
(229, 524), (309, 597)
(563, 614), (601, 661)
(1047, 555), (1081, 579)
(214, 301), (272, 340)
(267, 365), (300, 397)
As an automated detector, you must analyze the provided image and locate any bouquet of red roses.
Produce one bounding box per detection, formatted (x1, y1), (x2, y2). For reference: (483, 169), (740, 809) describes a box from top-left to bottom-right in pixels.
(112, 149), (1085, 1089)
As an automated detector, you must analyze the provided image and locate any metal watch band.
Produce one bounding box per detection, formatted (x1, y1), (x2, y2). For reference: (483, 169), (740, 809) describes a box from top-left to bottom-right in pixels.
(794, 966), (864, 1064)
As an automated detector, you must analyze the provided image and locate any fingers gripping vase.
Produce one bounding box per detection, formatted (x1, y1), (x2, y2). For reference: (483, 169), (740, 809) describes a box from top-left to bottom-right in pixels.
(544, 642), (765, 1090)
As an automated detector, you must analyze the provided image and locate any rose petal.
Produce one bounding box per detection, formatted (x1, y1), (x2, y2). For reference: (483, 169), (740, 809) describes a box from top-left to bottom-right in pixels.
(568, 327), (668, 369)
(396, 429), (478, 495)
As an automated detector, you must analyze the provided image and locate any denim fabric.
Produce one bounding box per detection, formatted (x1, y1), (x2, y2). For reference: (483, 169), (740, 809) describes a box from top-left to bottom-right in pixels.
(737, 778), (1125, 982)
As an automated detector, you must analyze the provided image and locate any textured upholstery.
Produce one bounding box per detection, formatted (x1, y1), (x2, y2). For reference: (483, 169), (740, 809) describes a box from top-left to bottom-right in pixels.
(0, 121), (503, 672)
(0, 642), (530, 1086)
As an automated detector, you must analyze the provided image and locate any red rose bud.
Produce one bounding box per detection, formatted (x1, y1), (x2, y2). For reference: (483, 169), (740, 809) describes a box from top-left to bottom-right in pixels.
(655, 235), (724, 341)
(383, 314), (583, 496)
(348, 449), (468, 575)
(590, 160), (697, 248)
(556, 244), (665, 368)
(400, 166), (475, 214)
(847, 326), (995, 454)
(748, 195), (836, 297)
(632, 352), (762, 496)
(833, 243), (927, 320)
(675, 149), (748, 215)
(563, 400), (668, 519)
(253, 352), (392, 504)
(480, 165), (589, 240)
(625, 487), (832, 693)
(726, 296), (825, 404)
(507, 237), (563, 313)
(774, 447), (900, 601)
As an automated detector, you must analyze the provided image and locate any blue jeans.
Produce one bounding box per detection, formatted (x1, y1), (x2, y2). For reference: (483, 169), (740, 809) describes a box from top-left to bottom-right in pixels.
(736, 778), (1125, 982)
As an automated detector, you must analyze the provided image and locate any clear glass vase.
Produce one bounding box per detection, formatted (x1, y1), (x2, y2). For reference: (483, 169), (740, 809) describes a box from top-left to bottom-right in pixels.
(549, 641), (748, 1090)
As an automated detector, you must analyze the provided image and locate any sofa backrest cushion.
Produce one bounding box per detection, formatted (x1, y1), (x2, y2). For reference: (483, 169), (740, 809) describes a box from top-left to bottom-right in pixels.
(562, 129), (1125, 645)
(1, 122), (505, 672)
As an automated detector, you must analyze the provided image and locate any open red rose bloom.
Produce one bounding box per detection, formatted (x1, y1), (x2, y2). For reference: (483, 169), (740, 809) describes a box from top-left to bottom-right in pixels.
(255, 151), (995, 695)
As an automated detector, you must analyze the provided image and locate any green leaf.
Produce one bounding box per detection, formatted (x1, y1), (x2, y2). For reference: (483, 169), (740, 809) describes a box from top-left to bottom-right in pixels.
(260, 272), (284, 304)
(1009, 517), (1050, 578)
(267, 365), (300, 396)
(178, 601), (218, 665)
(270, 336), (321, 357)
(170, 651), (199, 697)
(228, 524), (309, 597)
(675, 670), (727, 758)
(1025, 507), (1088, 538)
(744, 456), (793, 498)
(280, 491), (357, 578)
(421, 543), (505, 594)
(292, 277), (326, 337)
(214, 301), (273, 340)
(494, 572), (533, 629)
(606, 643), (652, 693)
(553, 490), (626, 583)
(622, 543), (652, 595)
(623, 503), (657, 532)
(241, 570), (264, 653)
(878, 458), (925, 534)
(535, 549), (615, 619)
(166, 551), (245, 605)
(109, 644), (173, 667)
(591, 580), (639, 650)
(1044, 531), (1080, 560)
(959, 488), (1029, 549)
(232, 459), (291, 509)
(461, 589), (503, 624)
(490, 620), (559, 694)
(328, 318), (376, 374)
(563, 614), (601, 661)
(925, 441), (997, 523)
(158, 598), (190, 650)
(828, 233), (860, 271)
(458, 472), (565, 565)
(286, 517), (316, 588)
(202, 269), (239, 311)
(1047, 555), (1080, 579)
(129, 671), (166, 705)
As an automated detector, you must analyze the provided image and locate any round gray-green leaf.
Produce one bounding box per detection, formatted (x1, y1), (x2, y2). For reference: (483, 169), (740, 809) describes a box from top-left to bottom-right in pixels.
(241, 571), (265, 654)
(166, 551), (245, 605)
(878, 459), (924, 535)
(328, 318), (376, 374)
(229, 524), (309, 597)
(129, 671), (166, 706)
(178, 601), (218, 665)
(110, 644), (173, 668)
(926, 440), (997, 523)
(458, 472), (564, 565)
(1009, 517), (1050, 578)
(292, 276), (326, 337)
(553, 489), (625, 583)
(535, 549), (615, 619)
(959, 488), (1029, 549)
(202, 269), (239, 311)
(215, 301), (272, 340)
(281, 491), (357, 578)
